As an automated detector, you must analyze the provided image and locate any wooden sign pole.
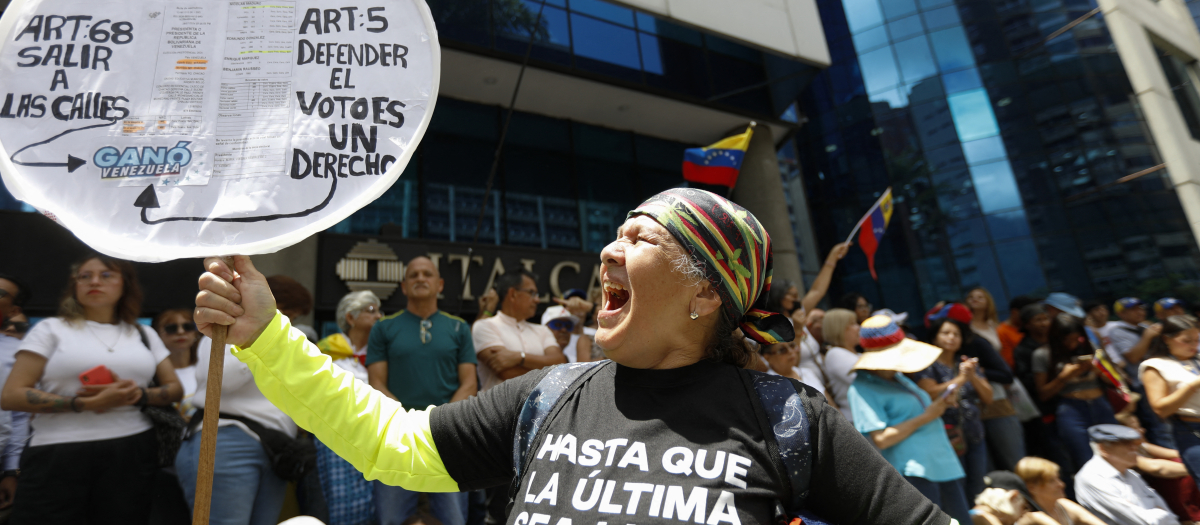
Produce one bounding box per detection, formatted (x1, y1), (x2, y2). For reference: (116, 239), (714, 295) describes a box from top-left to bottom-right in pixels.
(192, 255), (235, 525)
(192, 324), (227, 525)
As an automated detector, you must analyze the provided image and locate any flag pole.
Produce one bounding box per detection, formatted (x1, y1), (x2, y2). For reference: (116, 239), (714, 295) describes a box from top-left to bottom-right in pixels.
(844, 187), (891, 245)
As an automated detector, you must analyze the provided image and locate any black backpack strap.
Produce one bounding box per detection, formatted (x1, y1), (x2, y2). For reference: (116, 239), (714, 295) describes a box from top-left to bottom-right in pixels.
(512, 360), (609, 478)
(744, 370), (832, 524)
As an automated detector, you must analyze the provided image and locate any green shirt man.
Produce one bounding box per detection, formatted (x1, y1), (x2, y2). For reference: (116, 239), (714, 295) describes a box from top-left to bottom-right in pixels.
(366, 256), (478, 408)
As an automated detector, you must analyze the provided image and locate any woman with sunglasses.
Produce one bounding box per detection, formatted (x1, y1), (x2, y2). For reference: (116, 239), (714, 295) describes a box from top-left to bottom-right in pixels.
(154, 309), (200, 418)
(195, 189), (959, 524)
(1033, 314), (1118, 471)
(1, 254), (182, 525)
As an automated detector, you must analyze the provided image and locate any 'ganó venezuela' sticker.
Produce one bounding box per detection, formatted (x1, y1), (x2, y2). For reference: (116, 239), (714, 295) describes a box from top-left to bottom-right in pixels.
(94, 141), (192, 179)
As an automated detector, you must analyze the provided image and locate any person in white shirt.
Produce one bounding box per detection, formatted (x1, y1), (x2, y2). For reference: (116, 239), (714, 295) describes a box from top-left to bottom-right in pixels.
(1075, 424), (1180, 525)
(1, 255), (182, 525)
(819, 308), (861, 422)
(471, 269), (566, 392)
(154, 308), (201, 419)
(176, 334), (300, 525)
(1138, 315), (1200, 480)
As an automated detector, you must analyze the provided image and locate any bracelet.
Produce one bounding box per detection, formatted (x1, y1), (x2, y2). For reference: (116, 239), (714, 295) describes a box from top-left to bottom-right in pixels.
(520, 351), (526, 367)
(135, 387), (149, 408)
(69, 396), (81, 413)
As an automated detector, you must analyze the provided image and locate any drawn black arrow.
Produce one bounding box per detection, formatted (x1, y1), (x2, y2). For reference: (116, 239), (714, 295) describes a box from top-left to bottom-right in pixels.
(9, 120), (118, 173)
(138, 172), (339, 224)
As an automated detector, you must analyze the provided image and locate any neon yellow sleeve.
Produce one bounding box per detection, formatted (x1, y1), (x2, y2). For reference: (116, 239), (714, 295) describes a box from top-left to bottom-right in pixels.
(232, 311), (459, 492)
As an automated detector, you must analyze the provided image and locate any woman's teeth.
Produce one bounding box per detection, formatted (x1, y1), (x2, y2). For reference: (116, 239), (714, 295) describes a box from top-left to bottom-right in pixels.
(603, 281), (629, 310)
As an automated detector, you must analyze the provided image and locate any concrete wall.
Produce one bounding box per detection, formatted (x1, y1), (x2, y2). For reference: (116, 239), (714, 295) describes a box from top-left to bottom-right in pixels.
(612, 0), (831, 67)
(1099, 0), (1200, 249)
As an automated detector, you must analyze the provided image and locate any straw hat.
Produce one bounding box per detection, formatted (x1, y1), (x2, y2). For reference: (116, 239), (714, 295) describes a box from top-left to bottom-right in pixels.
(852, 315), (943, 373)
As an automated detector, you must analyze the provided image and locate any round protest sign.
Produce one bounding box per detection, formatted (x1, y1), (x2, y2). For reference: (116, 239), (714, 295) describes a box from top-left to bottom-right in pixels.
(0, 0), (439, 262)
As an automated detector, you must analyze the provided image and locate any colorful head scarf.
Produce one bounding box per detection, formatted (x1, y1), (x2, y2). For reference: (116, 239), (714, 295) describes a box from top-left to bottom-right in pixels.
(628, 188), (794, 344)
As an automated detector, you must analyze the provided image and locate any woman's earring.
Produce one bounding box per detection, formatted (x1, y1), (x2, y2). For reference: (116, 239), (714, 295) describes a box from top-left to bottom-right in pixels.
(690, 312), (699, 320)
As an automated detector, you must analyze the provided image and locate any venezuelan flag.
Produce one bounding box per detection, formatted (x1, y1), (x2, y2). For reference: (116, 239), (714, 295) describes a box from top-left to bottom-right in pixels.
(855, 188), (893, 280)
(682, 125), (754, 188)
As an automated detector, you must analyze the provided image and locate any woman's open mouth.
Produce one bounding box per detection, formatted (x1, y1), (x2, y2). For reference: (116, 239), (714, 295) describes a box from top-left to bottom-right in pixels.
(602, 281), (630, 311)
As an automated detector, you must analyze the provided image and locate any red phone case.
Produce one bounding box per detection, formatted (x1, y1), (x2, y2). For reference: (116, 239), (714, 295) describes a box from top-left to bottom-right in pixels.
(79, 365), (114, 385)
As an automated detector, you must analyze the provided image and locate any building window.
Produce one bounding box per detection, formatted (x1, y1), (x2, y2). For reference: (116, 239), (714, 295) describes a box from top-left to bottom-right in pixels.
(1156, 43), (1200, 141)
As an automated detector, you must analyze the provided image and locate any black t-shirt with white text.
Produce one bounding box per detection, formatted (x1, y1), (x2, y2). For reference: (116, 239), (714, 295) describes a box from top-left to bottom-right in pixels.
(430, 359), (951, 525)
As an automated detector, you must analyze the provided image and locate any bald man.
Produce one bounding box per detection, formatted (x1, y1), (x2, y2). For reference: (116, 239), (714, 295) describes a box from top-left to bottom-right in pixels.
(365, 256), (477, 525)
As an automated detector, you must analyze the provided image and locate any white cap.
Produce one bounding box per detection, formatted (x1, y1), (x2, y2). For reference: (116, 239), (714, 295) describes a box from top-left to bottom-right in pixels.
(871, 308), (908, 325)
(541, 305), (579, 327)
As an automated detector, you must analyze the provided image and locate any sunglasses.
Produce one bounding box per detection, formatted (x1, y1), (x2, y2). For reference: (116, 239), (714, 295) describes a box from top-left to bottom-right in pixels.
(420, 319), (433, 344)
(1, 321), (28, 334)
(164, 322), (196, 334)
(547, 319), (574, 331)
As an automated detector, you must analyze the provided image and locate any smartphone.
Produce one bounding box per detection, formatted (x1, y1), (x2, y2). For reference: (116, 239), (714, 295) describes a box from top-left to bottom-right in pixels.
(79, 365), (114, 385)
(941, 383), (958, 400)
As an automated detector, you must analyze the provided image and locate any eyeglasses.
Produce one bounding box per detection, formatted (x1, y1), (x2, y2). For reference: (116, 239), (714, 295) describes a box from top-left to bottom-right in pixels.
(547, 319), (574, 331)
(360, 305), (379, 315)
(75, 271), (119, 283)
(1, 322), (28, 334)
(517, 288), (539, 297)
(164, 322), (196, 334)
(420, 319), (433, 344)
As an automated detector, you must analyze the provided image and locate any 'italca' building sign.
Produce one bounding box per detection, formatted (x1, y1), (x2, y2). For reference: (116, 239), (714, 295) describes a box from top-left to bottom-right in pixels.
(317, 233), (602, 317)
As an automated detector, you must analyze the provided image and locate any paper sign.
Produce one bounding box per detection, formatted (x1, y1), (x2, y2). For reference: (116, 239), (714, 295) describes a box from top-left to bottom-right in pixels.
(0, 0), (439, 261)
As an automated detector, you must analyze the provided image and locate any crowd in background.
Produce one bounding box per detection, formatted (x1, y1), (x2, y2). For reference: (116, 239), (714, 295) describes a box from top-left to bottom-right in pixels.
(3, 247), (1200, 525)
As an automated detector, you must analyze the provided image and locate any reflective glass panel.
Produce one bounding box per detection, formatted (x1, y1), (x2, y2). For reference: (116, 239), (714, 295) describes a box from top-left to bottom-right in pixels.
(569, 0), (634, 26)
(941, 67), (982, 94)
(962, 136), (1007, 164)
(639, 33), (663, 75)
(859, 46), (900, 94)
(843, 0), (884, 33)
(985, 209), (1031, 241)
(970, 161), (1023, 213)
(888, 15), (924, 41)
(994, 237), (1047, 295)
(930, 26), (974, 72)
(894, 36), (937, 84)
(882, 0), (918, 21)
(947, 89), (1000, 141)
(571, 14), (641, 70)
(635, 12), (657, 33)
(853, 25), (889, 53)
(947, 217), (988, 250)
(922, 5), (960, 30)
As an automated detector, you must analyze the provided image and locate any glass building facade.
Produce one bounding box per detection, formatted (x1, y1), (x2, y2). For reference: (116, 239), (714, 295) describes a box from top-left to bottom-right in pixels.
(790, 0), (1200, 316)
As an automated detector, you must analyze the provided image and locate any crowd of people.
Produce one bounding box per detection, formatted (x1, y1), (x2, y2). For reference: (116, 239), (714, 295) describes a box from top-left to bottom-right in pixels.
(757, 276), (1200, 525)
(2, 227), (1200, 524)
(0, 251), (609, 525)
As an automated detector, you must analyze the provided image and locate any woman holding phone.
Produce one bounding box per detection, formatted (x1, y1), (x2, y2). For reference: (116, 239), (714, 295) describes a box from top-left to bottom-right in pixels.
(848, 315), (969, 523)
(1033, 314), (1116, 471)
(1139, 315), (1200, 478)
(911, 316), (993, 500)
(0, 254), (182, 525)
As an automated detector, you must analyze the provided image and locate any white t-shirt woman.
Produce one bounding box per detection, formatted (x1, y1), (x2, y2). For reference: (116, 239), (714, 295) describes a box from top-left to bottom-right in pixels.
(824, 346), (860, 423)
(20, 318), (170, 446)
(193, 336), (298, 438)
